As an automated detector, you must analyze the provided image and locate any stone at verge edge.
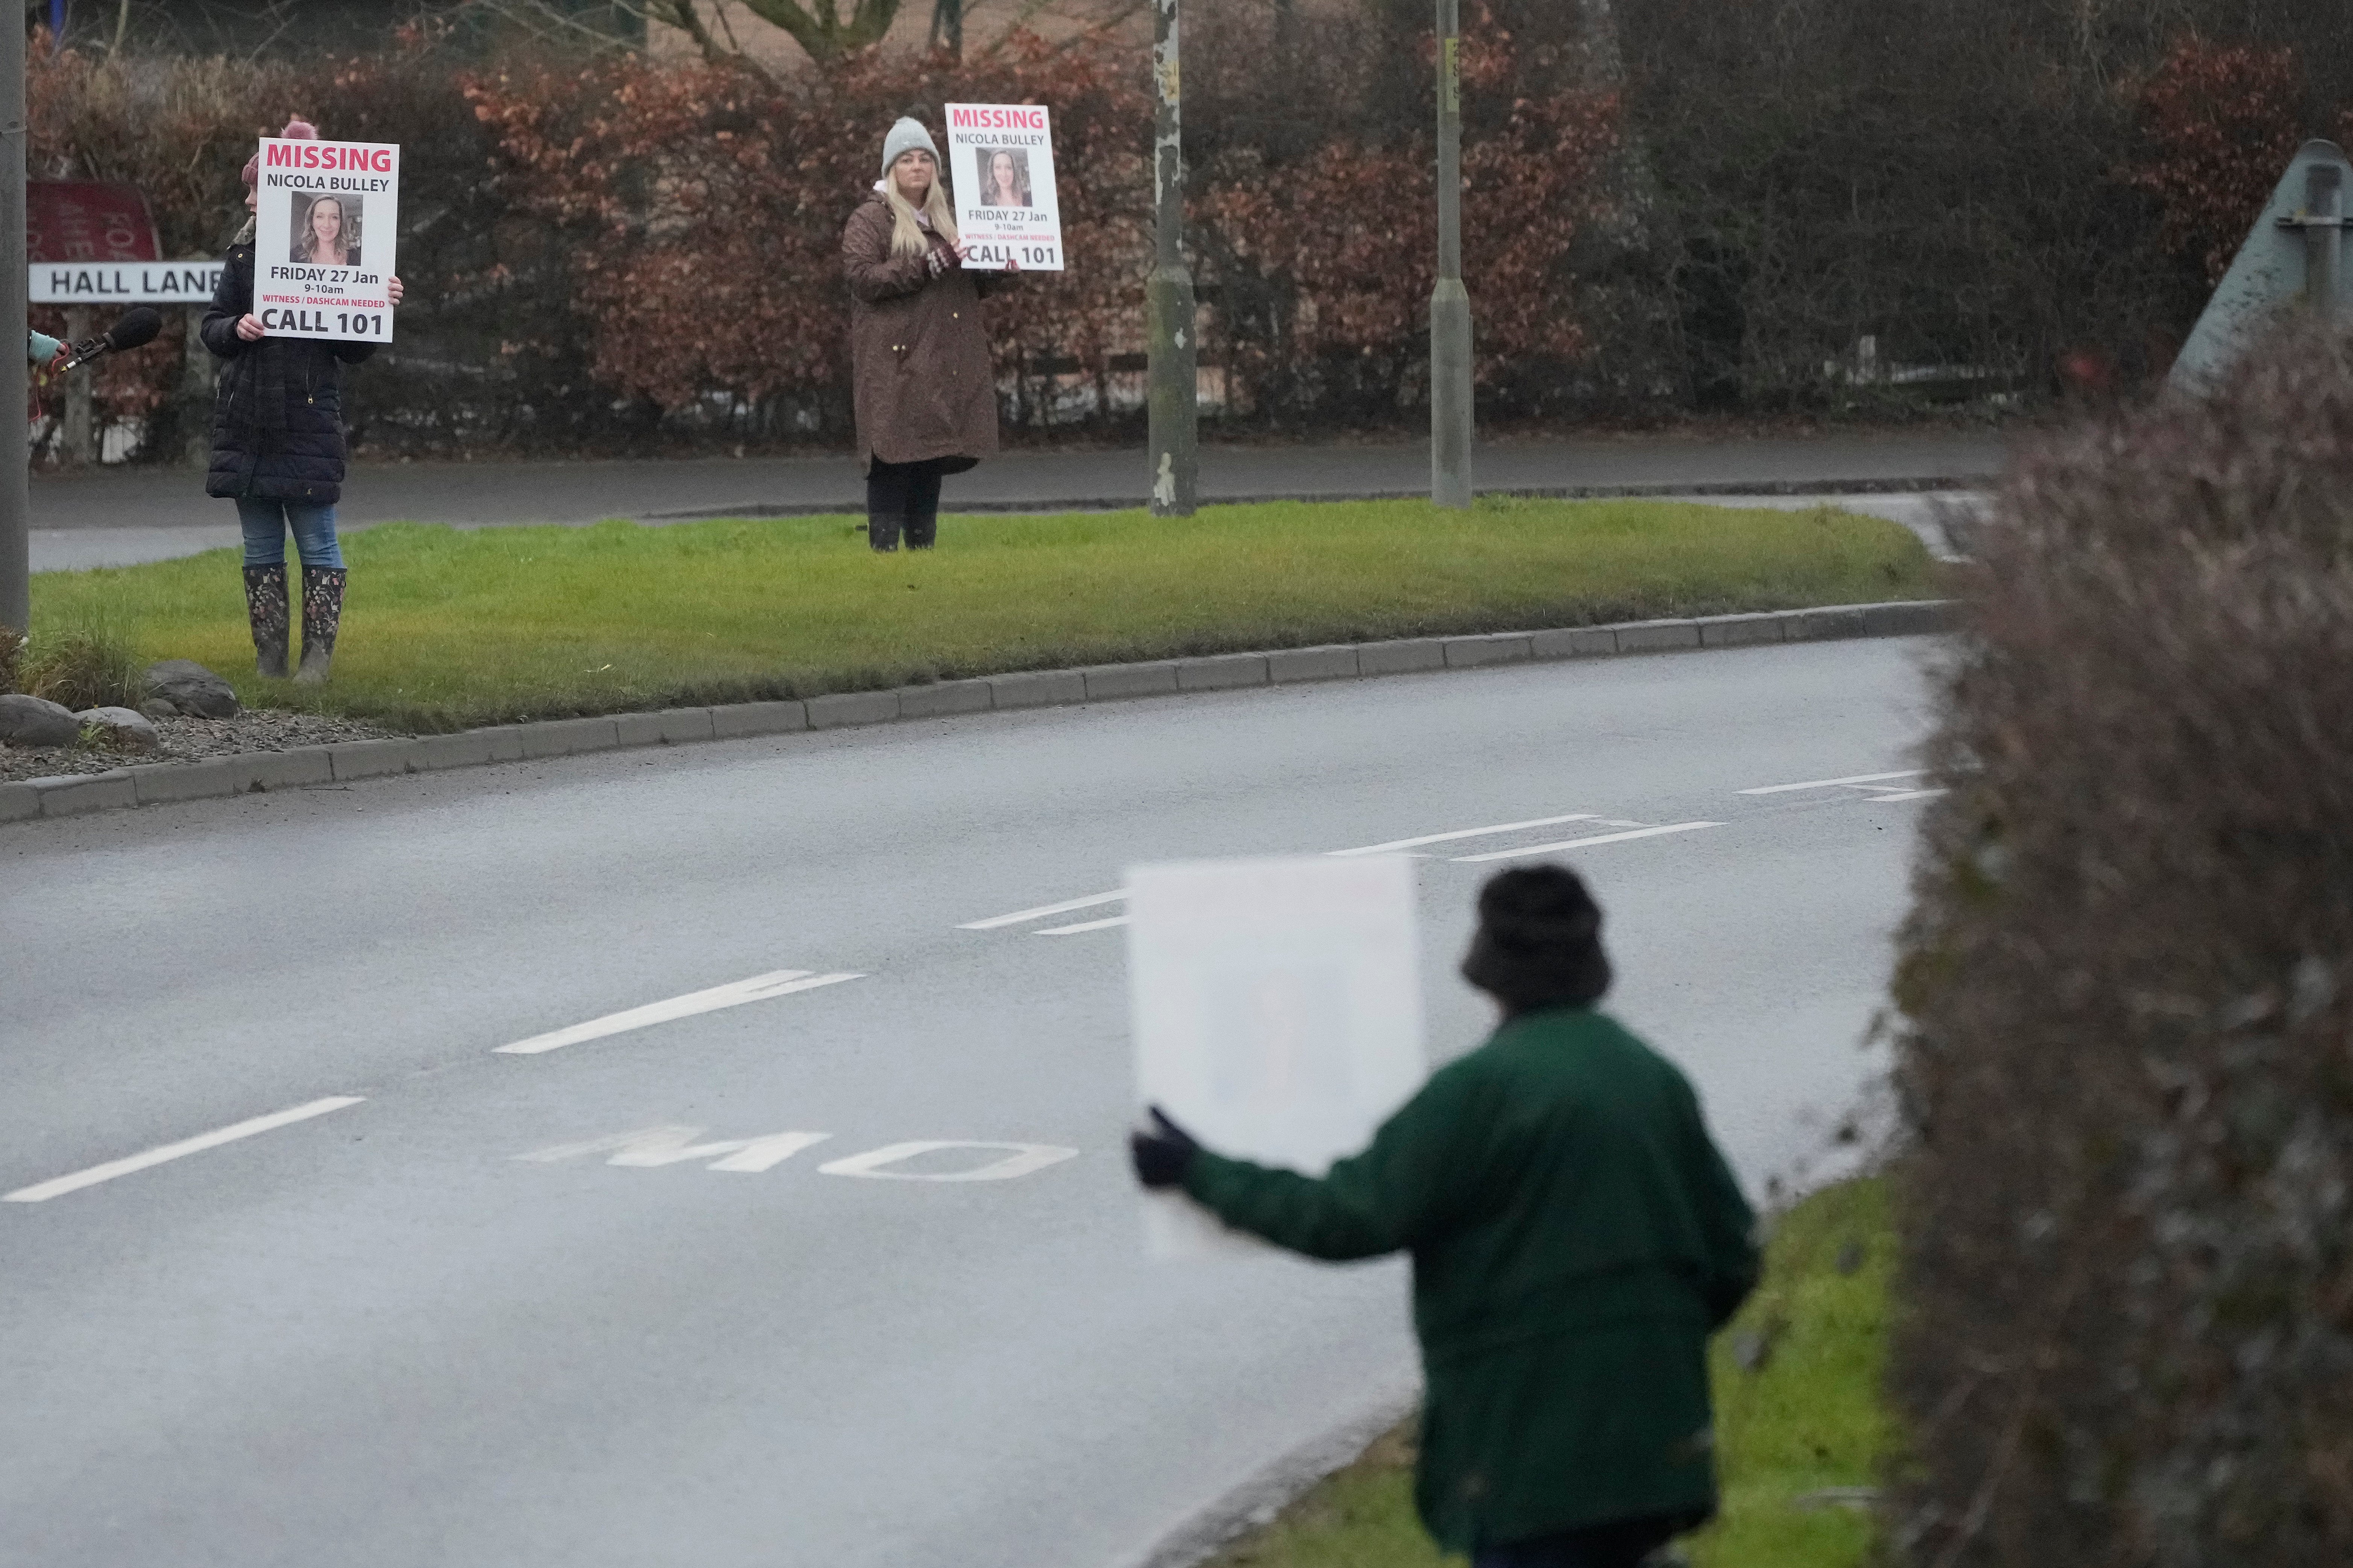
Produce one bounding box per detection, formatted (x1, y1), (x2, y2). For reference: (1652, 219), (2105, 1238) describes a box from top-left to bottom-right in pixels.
(76, 706), (161, 750)
(144, 659), (240, 719)
(139, 697), (179, 719)
(0, 693), (81, 747)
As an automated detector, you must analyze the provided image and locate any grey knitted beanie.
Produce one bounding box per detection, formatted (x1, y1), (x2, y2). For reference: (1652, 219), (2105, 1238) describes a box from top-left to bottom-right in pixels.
(881, 117), (940, 178)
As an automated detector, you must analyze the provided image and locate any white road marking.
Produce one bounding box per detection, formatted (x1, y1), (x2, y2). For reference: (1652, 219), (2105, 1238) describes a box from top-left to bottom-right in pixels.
(513, 1130), (1071, 1181)
(1861, 787), (1947, 802)
(4, 1096), (364, 1204)
(958, 891), (1125, 930)
(982, 811), (1699, 938)
(1325, 813), (1599, 856)
(707, 1133), (836, 1172)
(493, 970), (863, 1056)
(1035, 914), (1132, 936)
(514, 1125), (833, 1171)
(1453, 821), (1723, 862)
(1738, 769), (1924, 795)
(817, 1141), (1080, 1182)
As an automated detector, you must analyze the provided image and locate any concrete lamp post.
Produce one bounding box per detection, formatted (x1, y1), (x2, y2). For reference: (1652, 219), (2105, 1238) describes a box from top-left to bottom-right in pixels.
(0, 18), (27, 637)
(1430, 0), (1474, 509)
(0, 18), (26, 630)
(1146, 0), (1198, 517)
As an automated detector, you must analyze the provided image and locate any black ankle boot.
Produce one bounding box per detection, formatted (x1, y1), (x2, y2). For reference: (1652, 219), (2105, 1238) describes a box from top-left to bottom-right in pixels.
(244, 563), (290, 678)
(296, 566), (347, 685)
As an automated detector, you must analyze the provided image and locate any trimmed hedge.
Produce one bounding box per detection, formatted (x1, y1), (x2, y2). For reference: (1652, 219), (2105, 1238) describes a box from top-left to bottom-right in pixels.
(1887, 329), (2353, 1564)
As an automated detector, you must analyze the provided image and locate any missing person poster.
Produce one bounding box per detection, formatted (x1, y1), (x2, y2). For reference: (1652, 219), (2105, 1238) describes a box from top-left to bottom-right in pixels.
(251, 136), (400, 343)
(943, 103), (1064, 271)
(1127, 856), (1429, 1259)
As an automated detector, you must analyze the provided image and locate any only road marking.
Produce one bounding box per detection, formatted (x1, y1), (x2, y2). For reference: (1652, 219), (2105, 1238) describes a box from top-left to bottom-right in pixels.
(4, 1096), (365, 1204)
(817, 1141), (1079, 1182)
(514, 1129), (1076, 1182)
(494, 969), (864, 1056)
(515, 1126), (834, 1171)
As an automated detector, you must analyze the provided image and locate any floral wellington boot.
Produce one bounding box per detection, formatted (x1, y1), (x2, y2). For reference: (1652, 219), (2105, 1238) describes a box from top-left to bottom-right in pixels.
(296, 565), (348, 686)
(243, 563), (290, 678)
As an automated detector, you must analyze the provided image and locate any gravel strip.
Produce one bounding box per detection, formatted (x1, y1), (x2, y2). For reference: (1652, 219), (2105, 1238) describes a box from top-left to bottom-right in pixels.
(0, 710), (407, 783)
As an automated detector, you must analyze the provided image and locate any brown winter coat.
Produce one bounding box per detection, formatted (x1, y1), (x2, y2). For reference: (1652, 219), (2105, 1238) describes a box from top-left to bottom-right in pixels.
(842, 192), (1002, 472)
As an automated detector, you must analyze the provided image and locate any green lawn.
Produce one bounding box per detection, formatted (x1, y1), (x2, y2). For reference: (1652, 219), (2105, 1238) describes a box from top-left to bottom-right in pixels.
(27, 497), (1935, 732)
(1205, 1177), (1895, 1568)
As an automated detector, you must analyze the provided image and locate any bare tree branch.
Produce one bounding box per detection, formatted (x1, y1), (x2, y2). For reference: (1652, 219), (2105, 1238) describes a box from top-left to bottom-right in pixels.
(734, 0), (900, 65)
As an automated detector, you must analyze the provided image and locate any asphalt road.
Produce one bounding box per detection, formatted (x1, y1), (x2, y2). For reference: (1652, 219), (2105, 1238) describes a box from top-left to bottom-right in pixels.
(2, 638), (1940, 1568)
(26, 429), (2003, 570)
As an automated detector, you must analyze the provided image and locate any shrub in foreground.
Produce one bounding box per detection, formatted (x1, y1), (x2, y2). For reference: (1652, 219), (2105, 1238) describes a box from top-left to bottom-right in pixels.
(1887, 328), (2353, 1565)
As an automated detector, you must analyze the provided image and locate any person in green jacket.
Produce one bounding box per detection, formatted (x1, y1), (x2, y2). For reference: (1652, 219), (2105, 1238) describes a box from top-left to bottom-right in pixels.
(1131, 865), (1760, 1568)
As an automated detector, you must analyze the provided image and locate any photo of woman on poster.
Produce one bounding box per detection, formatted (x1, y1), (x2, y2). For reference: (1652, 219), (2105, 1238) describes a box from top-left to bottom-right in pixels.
(978, 148), (1030, 208)
(289, 193), (362, 268)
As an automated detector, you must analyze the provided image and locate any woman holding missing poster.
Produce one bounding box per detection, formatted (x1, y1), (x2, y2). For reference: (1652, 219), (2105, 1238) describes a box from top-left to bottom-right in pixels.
(203, 117), (403, 684)
(841, 117), (1016, 552)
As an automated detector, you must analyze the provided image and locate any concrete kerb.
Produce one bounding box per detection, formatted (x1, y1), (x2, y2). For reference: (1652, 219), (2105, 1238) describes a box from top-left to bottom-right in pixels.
(1103, 1386), (1424, 1568)
(0, 599), (1953, 825)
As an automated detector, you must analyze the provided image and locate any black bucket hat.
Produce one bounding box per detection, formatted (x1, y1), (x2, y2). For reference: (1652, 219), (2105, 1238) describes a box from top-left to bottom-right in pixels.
(1459, 865), (1612, 1014)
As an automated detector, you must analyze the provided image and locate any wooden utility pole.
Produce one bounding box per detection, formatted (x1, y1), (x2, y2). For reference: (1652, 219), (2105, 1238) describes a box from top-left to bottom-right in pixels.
(1146, 0), (1197, 517)
(62, 305), (93, 464)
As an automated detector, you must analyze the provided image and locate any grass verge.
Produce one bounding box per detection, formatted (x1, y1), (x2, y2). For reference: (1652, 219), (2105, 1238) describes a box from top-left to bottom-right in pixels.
(27, 497), (1936, 732)
(1204, 1176), (1894, 1568)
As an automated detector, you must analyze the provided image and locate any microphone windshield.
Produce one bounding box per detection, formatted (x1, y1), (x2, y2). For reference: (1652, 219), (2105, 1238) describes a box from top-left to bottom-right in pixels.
(105, 307), (163, 352)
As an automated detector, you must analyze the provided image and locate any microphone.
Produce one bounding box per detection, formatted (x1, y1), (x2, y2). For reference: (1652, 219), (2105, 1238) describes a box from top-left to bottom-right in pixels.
(60, 306), (164, 371)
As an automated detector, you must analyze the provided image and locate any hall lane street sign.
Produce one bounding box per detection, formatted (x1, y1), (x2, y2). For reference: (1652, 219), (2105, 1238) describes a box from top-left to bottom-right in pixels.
(25, 180), (219, 304)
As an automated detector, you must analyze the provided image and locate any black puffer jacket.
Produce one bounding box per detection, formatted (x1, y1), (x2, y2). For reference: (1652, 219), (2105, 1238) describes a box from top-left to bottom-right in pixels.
(200, 233), (375, 503)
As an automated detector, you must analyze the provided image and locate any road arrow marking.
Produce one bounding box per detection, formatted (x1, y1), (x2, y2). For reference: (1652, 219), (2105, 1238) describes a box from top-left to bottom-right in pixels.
(1738, 769), (1923, 795)
(1034, 914), (1131, 936)
(957, 891), (1126, 930)
(5, 1096), (364, 1204)
(1326, 813), (1601, 856)
(1452, 821), (1723, 862)
(493, 970), (863, 1056)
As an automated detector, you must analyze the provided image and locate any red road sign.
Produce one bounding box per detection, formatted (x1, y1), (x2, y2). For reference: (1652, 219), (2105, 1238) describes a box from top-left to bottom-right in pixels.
(27, 182), (161, 264)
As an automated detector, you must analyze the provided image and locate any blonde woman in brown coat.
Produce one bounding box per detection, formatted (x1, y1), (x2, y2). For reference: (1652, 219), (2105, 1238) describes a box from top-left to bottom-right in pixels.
(842, 118), (1017, 551)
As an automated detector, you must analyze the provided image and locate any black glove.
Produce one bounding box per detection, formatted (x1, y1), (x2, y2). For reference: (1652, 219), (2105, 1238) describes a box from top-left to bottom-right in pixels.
(1129, 1106), (1201, 1190)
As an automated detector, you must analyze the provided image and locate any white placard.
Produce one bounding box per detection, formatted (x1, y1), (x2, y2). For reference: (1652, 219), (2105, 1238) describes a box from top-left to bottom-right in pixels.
(944, 103), (1064, 271)
(1127, 856), (1428, 1259)
(250, 137), (400, 343)
(30, 261), (223, 305)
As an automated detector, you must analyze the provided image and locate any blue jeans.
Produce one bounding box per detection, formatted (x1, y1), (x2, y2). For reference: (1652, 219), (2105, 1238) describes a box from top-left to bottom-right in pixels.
(237, 498), (343, 569)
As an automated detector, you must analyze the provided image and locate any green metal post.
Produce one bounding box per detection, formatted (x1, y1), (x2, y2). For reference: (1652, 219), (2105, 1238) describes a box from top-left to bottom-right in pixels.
(1429, 0), (1473, 509)
(1146, 0), (1197, 517)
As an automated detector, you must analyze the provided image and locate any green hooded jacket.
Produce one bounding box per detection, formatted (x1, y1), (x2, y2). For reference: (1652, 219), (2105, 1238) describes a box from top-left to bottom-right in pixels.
(1181, 1006), (1759, 1553)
